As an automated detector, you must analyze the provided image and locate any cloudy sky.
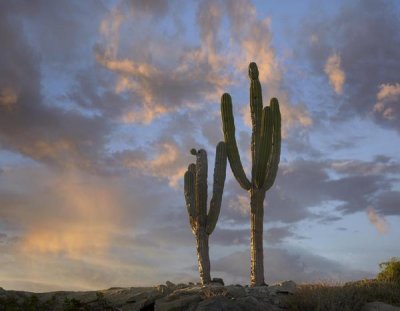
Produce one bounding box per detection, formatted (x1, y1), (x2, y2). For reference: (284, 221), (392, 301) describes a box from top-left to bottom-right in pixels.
(1, 0), (400, 292)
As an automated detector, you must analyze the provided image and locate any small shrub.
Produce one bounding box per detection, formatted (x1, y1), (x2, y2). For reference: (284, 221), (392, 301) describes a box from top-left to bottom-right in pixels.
(0, 294), (57, 311)
(282, 280), (400, 311)
(0, 296), (19, 311)
(63, 297), (87, 311)
(377, 257), (400, 284)
(20, 295), (40, 311)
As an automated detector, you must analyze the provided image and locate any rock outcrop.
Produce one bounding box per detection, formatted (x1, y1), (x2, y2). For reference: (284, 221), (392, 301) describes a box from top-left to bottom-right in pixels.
(0, 281), (295, 310)
(2, 281), (399, 311)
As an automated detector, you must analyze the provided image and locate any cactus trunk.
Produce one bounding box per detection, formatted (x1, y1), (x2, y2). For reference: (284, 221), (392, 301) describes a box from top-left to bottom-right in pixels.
(196, 227), (211, 284)
(250, 188), (266, 286)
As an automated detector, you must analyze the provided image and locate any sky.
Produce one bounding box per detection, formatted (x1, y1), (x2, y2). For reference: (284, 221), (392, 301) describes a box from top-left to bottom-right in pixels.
(0, 0), (400, 292)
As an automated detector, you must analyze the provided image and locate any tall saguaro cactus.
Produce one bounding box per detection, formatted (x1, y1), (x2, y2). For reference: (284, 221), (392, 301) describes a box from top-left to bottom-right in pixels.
(184, 142), (227, 284)
(221, 62), (281, 286)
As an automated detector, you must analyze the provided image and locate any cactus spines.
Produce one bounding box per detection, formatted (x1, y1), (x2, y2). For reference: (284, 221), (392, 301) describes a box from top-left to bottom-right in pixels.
(183, 142), (227, 285)
(220, 62), (281, 286)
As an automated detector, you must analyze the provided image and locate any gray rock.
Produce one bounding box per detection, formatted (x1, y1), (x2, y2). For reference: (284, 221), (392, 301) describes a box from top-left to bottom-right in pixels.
(268, 280), (297, 295)
(156, 284), (170, 295)
(225, 285), (246, 298)
(237, 295), (266, 310)
(195, 295), (276, 311)
(155, 293), (201, 311)
(246, 285), (270, 299)
(362, 302), (400, 311)
(202, 286), (228, 298)
(126, 289), (164, 311)
(195, 297), (243, 311)
(211, 278), (224, 286)
(0, 281), (295, 310)
(171, 286), (203, 297)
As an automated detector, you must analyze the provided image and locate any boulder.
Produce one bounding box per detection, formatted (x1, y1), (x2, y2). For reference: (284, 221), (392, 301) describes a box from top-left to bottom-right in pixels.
(155, 293), (201, 311)
(126, 289), (164, 311)
(268, 280), (297, 295)
(211, 278), (225, 286)
(195, 296), (243, 311)
(195, 295), (276, 311)
(202, 286), (228, 299)
(156, 284), (170, 295)
(225, 285), (246, 298)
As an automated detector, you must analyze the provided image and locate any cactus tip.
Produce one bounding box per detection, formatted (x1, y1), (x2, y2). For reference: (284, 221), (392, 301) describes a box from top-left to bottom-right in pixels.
(221, 93), (231, 101)
(190, 149), (197, 155)
(248, 62), (259, 80)
(270, 97), (279, 105)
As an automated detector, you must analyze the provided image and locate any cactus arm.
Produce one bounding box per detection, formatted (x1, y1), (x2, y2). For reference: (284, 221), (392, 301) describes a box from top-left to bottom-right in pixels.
(188, 163), (196, 177)
(184, 169), (196, 218)
(195, 149), (208, 228)
(221, 93), (251, 190)
(255, 106), (273, 188)
(249, 62), (263, 183)
(184, 168), (197, 234)
(262, 98), (281, 191)
(206, 141), (227, 235)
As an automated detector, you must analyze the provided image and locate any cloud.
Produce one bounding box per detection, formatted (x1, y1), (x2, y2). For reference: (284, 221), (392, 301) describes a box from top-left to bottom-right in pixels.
(0, 87), (18, 111)
(94, 0), (312, 134)
(0, 3), (110, 171)
(324, 53), (345, 94)
(126, 0), (169, 17)
(373, 191), (400, 217)
(0, 163), (197, 291)
(374, 83), (400, 120)
(330, 155), (400, 176)
(225, 0), (313, 135)
(95, 0), (232, 124)
(366, 207), (389, 234)
(228, 194), (250, 217)
(98, 6), (125, 60)
(213, 247), (372, 285)
(114, 139), (190, 187)
(220, 156), (400, 226)
(0, 167), (122, 257)
(302, 0), (400, 131)
(265, 226), (305, 245)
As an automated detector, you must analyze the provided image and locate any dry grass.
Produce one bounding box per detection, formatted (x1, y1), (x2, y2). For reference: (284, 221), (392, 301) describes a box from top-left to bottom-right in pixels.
(282, 279), (400, 311)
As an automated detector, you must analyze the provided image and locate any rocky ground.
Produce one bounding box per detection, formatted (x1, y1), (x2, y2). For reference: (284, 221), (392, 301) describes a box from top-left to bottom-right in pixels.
(1, 279), (399, 310)
(0, 279), (295, 311)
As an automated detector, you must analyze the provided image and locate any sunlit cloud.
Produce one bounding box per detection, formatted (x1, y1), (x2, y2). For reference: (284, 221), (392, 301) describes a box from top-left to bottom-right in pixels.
(241, 99), (312, 139)
(227, 0), (312, 134)
(367, 206), (389, 234)
(19, 170), (121, 257)
(324, 53), (345, 94)
(119, 142), (187, 187)
(374, 83), (400, 120)
(98, 6), (124, 58)
(0, 87), (17, 111)
(228, 194), (250, 216)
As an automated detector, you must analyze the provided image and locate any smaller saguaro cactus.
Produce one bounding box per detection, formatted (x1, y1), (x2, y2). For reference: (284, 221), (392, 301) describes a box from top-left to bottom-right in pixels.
(184, 142), (227, 285)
